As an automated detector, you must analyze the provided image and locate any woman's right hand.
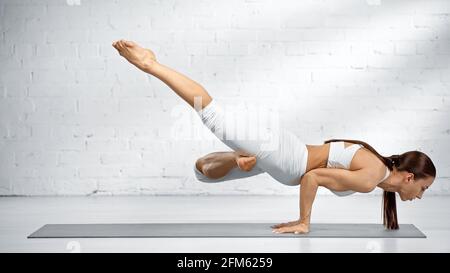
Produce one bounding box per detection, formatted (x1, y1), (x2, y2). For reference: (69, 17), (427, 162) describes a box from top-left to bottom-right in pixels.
(270, 219), (301, 229)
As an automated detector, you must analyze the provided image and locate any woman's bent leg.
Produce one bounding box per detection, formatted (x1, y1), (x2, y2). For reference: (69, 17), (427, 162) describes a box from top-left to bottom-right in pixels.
(195, 152), (238, 179)
(196, 152), (258, 178)
(196, 99), (309, 186)
(194, 152), (264, 183)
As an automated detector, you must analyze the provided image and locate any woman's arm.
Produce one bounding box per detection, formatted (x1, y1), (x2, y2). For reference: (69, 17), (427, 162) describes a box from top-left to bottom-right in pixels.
(304, 167), (379, 193)
(272, 167), (378, 234)
(299, 172), (318, 225)
(272, 173), (317, 234)
(298, 167), (376, 225)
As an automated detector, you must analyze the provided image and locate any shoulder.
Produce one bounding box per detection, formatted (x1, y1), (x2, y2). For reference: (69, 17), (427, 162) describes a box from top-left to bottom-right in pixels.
(350, 146), (383, 171)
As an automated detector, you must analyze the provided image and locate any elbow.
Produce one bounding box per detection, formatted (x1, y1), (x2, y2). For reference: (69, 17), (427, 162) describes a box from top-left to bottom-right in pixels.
(360, 181), (377, 193)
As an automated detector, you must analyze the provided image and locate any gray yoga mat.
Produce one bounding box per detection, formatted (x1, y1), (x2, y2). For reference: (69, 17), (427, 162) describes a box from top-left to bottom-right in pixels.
(28, 223), (426, 238)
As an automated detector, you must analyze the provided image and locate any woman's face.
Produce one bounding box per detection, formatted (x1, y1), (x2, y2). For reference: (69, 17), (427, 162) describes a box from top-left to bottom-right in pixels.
(396, 171), (434, 201)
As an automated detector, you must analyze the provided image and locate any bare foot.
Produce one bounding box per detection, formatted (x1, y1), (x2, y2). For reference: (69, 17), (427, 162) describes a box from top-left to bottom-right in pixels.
(236, 156), (256, 172)
(112, 39), (157, 73)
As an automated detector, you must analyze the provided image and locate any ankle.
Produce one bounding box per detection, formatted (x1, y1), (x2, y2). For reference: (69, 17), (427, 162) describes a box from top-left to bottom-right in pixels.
(143, 60), (159, 74)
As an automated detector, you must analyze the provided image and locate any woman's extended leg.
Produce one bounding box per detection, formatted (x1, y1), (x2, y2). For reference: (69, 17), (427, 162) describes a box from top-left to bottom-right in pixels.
(112, 39), (212, 109)
(112, 39), (258, 173)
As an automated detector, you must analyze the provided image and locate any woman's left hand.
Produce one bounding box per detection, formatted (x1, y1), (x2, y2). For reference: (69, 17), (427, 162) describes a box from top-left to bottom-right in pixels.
(272, 222), (310, 234)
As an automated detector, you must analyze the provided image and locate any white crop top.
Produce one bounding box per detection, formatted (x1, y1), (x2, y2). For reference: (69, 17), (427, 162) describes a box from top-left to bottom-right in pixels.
(327, 141), (390, 197)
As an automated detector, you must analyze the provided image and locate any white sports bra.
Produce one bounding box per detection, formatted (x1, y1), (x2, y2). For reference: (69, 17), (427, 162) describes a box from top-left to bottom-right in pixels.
(327, 141), (390, 197)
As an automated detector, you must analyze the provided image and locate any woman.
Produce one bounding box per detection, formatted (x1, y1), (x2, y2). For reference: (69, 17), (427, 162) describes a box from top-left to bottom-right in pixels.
(112, 39), (436, 234)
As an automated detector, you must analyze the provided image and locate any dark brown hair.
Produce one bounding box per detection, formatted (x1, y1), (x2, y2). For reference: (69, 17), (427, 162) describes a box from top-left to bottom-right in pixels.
(323, 138), (436, 230)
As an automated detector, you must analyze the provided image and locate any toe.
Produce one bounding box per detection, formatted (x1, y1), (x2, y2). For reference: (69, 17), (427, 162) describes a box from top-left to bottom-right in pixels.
(246, 157), (256, 165)
(117, 41), (125, 50)
(119, 39), (127, 47)
(124, 40), (135, 47)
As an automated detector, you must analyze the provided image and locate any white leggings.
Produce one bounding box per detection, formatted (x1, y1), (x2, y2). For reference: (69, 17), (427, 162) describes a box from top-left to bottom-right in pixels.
(193, 99), (308, 186)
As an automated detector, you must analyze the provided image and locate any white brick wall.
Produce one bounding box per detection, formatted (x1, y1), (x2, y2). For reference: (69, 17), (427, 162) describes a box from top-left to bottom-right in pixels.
(0, 0), (449, 196)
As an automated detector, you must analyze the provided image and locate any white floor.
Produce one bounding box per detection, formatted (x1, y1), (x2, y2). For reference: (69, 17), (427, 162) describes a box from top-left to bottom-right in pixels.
(0, 195), (449, 253)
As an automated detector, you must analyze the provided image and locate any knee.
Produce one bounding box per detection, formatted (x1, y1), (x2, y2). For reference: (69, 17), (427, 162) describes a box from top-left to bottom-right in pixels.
(195, 157), (212, 177)
(201, 164), (215, 178)
(195, 158), (205, 173)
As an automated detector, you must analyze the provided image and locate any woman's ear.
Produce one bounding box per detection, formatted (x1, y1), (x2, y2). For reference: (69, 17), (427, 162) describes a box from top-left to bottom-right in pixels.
(406, 172), (415, 183)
